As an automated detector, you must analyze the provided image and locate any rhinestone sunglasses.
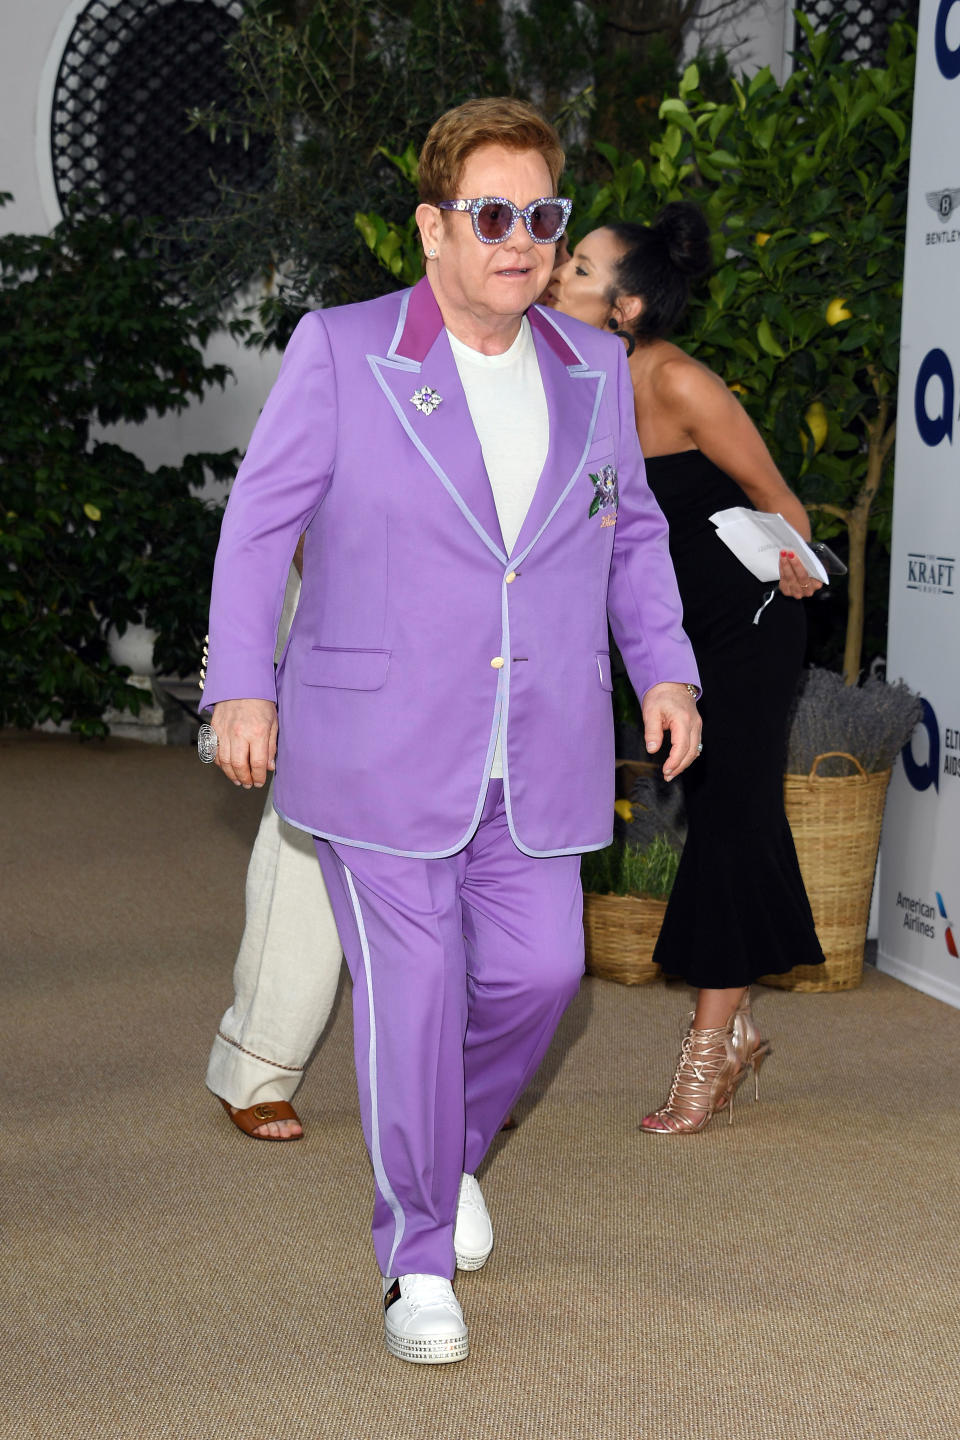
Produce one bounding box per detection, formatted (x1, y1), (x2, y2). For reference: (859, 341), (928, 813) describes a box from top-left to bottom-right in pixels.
(437, 196), (572, 245)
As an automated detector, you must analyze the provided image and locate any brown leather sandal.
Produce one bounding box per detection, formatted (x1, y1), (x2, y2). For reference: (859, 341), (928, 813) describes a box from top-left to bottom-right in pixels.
(218, 1097), (304, 1140)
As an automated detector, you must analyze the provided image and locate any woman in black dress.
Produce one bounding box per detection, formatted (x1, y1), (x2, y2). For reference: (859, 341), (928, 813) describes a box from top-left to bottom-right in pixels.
(547, 203), (825, 1134)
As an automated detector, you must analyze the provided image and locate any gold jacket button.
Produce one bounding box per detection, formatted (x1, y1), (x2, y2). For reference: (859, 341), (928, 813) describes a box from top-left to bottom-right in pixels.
(505, 571), (517, 584)
(490, 657), (505, 669)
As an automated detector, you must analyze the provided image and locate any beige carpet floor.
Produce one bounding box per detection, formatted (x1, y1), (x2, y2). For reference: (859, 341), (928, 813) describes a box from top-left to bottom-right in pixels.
(1, 730), (959, 1440)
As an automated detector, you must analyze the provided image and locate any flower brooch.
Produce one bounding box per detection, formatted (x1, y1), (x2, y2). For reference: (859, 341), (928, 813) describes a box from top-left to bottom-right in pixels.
(410, 386), (443, 416)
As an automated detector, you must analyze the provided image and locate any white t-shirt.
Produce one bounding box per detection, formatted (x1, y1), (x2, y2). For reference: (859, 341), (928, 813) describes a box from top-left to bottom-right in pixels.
(448, 317), (549, 778)
(447, 317), (549, 553)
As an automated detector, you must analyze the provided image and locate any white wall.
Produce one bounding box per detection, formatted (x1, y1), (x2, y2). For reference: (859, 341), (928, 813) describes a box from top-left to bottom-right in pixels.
(686, 1), (793, 82)
(1, 0), (281, 475)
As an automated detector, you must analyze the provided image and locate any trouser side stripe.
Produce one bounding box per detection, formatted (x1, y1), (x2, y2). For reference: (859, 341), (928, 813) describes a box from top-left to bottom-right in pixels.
(342, 866), (406, 1275)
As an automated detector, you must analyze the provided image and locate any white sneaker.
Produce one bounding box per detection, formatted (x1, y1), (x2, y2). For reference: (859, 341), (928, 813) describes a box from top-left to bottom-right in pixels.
(454, 1173), (494, 1271)
(382, 1273), (469, 1364)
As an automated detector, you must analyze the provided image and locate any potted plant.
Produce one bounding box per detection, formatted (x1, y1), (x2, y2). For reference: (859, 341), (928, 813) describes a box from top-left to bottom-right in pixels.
(581, 823), (681, 985)
(761, 667), (923, 992)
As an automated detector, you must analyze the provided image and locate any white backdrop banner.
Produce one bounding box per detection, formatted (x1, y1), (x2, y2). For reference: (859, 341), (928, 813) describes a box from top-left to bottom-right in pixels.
(879, 0), (960, 1007)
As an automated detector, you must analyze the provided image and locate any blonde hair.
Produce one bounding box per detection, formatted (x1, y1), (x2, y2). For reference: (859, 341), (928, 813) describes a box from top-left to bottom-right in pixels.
(418, 98), (565, 205)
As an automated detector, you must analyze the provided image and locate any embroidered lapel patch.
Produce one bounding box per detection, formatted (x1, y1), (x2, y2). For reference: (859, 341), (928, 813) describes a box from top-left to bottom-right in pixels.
(588, 465), (619, 525)
(410, 385), (443, 416)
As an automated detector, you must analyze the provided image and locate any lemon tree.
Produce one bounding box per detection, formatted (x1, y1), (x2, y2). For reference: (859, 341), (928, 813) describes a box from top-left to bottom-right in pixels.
(567, 16), (913, 682)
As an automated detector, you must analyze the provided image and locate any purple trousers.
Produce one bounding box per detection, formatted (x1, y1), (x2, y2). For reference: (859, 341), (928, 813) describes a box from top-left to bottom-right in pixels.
(314, 782), (584, 1279)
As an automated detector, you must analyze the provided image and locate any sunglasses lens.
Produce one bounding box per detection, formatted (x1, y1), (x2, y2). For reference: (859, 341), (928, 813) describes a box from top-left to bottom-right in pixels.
(476, 203), (513, 241)
(529, 203), (566, 241)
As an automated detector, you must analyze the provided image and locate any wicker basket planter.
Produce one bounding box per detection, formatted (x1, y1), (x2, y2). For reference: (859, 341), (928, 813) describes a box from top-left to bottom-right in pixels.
(760, 751), (891, 993)
(583, 891), (667, 985)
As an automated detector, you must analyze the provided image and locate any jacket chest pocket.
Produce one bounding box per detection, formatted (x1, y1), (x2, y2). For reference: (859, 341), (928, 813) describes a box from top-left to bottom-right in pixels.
(583, 434), (615, 468)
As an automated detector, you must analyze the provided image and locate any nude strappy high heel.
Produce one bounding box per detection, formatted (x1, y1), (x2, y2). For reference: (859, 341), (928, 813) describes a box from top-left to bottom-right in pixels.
(640, 1019), (741, 1135)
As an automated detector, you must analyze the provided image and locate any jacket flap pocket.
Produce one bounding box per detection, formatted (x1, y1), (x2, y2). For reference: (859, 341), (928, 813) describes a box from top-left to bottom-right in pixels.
(596, 652), (613, 691)
(302, 646), (391, 690)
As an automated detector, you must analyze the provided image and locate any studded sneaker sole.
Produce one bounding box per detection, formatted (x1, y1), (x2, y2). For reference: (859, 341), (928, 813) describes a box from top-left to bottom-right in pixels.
(384, 1324), (470, 1365)
(454, 1239), (493, 1271)
(383, 1277), (470, 1365)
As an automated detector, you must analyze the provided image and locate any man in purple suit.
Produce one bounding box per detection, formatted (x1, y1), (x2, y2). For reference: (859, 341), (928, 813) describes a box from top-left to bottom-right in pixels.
(201, 98), (701, 1365)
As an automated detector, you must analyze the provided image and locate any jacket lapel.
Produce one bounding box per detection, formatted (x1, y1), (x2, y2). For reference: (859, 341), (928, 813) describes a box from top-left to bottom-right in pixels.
(367, 280), (507, 562)
(367, 283), (606, 565)
(510, 305), (606, 562)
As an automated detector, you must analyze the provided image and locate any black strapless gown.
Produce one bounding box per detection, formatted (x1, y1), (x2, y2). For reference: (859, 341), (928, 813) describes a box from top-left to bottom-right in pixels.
(645, 450), (824, 987)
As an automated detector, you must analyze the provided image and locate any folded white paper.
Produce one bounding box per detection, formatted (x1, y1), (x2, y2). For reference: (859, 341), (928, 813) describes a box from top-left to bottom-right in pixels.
(708, 508), (830, 585)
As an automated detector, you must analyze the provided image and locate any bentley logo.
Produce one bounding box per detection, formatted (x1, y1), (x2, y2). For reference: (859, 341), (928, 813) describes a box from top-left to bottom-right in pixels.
(926, 188), (960, 223)
(410, 385), (443, 415)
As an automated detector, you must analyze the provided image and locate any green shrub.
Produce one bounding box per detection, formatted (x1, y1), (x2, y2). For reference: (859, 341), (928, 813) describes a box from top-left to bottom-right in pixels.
(0, 207), (237, 736)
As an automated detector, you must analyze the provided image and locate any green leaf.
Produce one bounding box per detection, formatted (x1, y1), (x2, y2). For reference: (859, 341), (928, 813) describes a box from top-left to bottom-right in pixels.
(594, 140), (622, 170)
(662, 125), (683, 160)
(757, 316), (787, 358)
(679, 63), (700, 97)
(877, 105), (907, 144)
(354, 213), (379, 250)
(846, 91), (880, 132)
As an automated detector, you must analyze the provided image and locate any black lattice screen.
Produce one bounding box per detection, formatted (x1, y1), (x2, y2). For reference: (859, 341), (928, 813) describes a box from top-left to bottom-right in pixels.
(51, 0), (266, 227)
(795, 1), (920, 66)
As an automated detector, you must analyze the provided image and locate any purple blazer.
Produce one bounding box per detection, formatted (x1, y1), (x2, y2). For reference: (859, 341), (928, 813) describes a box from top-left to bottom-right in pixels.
(202, 278), (699, 857)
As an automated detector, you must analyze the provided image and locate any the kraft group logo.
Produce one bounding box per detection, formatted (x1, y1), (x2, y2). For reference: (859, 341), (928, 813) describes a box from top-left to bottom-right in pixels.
(936, 892), (958, 958)
(914, 348), (957, 446)
(906, 552), (956, 595)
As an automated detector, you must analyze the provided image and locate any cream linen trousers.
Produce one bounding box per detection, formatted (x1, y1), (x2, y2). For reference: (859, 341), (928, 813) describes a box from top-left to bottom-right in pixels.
(205, 568), (344, 1108)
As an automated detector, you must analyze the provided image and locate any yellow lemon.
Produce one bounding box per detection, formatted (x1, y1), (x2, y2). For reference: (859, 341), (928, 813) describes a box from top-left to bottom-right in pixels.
(614, 799), (634, 823)
(755, 232), (772, 247)
(803, 401), (828, 452)
(826, 297), (852, 326)
(83, 502), (102, 522)
(728, 382), (748, 396)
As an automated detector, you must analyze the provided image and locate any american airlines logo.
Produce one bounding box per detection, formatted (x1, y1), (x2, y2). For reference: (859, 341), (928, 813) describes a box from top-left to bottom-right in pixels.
(906, 553), (955, 596)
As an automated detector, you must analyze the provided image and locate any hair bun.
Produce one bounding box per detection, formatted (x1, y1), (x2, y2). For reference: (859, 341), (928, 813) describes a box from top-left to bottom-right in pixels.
(651, 202), (712, 279)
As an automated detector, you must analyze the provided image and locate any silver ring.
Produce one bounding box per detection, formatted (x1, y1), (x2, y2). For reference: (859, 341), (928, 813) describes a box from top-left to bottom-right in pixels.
(197, 723), (219, 764)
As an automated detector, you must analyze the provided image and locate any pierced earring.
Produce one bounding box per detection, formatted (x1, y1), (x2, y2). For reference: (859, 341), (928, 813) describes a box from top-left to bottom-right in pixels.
(427, 248), (437, 258)
(607, 315), (636, 358)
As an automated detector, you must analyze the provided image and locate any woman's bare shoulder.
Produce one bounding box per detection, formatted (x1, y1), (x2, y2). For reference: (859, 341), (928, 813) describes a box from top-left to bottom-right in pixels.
(644, 344), (725, 407)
